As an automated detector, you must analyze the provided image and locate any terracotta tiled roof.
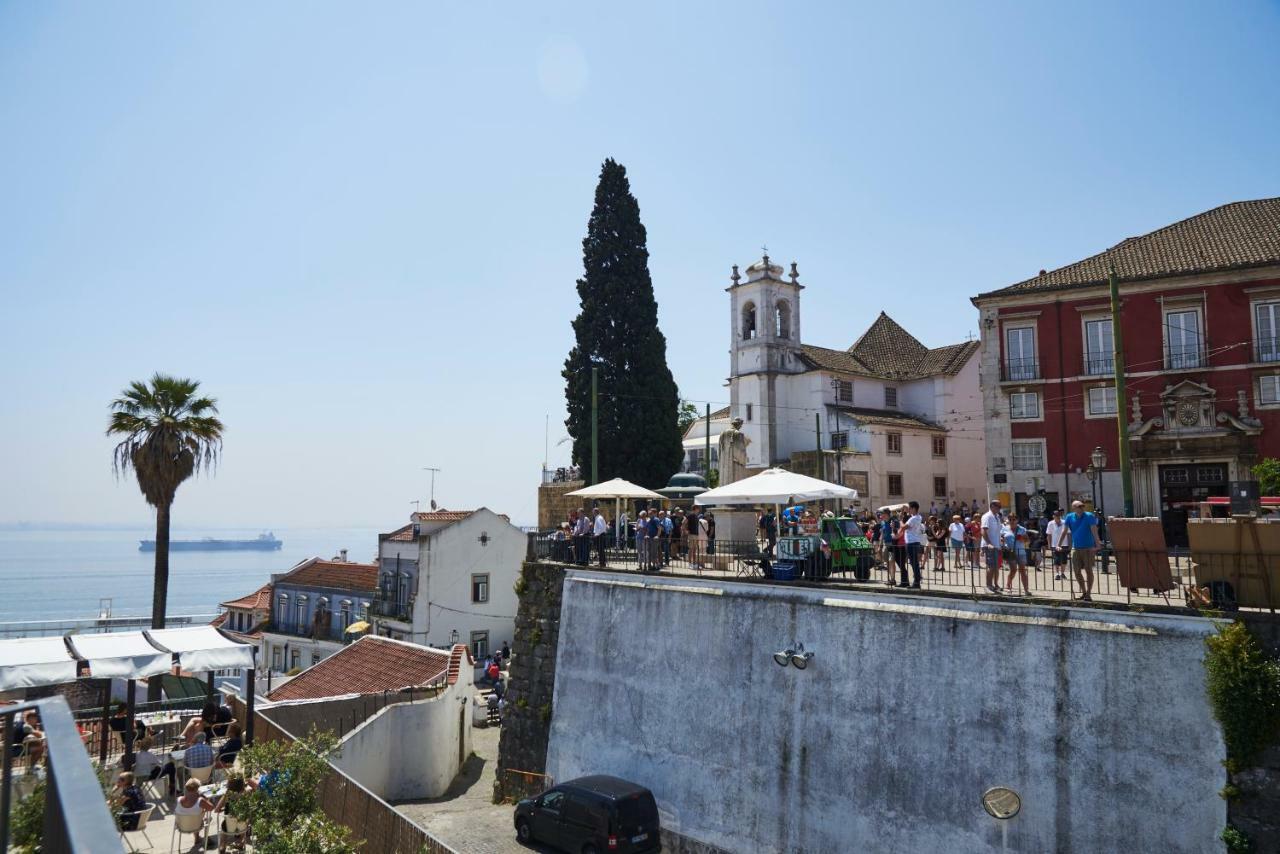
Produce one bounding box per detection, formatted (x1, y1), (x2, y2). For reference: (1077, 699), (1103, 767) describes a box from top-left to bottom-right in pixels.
(219, 583), (272, 611)
(278, 558), (378, 593)
(385, 523), (416, 542)
(978, 197), (1280, 299)
(708, 406), (731, 420)
(267, 636), (452, 702)
(445, 643), (473, 685)
(410, 510), (476, 523)
(799, 313), (978, 380)
(834, 405), (946, 433)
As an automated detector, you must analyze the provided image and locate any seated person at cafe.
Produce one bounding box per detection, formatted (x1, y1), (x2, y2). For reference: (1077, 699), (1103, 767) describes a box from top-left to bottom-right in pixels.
(174, 778), (216, 819)
(215, 773), (250, 851)
(111, 771), (147, 830)
(110, 702), (149, 748)
(183, 699), (233, 745)
(215, 723), (243, 769)
(184, 731), (215, 770)
(132, 736), (178, 797)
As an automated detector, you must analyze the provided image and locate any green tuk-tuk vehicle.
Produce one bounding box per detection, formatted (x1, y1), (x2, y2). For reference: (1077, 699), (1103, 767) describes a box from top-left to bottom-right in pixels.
(819, 516), (874, 581)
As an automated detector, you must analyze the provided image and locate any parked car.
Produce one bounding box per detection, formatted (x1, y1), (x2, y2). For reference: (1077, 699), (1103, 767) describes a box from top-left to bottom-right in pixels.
(514, 775), (661, 853)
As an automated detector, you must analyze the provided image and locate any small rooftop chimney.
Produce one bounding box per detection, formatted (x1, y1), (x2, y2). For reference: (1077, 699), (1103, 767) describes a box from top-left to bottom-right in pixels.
(338, 549), (348, 562)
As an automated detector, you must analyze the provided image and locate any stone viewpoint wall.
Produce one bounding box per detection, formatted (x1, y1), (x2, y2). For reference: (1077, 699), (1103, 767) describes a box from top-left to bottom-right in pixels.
(544, 570), (1228, 854)
(538, 481), (585, 531)
(493, 561), (566, 802)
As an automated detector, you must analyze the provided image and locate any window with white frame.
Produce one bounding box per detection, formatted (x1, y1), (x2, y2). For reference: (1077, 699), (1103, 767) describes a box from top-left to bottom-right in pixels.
(886, 432), (902, 454)
(836, 380), (853, 402)
(1259, 375), (1280, 406)
(933, 476), (947, 498)
(1009, 391), (1039, 420)
(1011, 441), (1044, 471)
(1087, 386), (1117, 415)
(887, 473), (903, 497)
(1257, 302), (1280, 362)
(1165, 309), (1202, 368)
(1004, 326), (1037, 380)
(1084, 318), (1114, 375)
(884, 387), (898, 408)
(471, 631), (490, 658)
(931, 436), (946, 457)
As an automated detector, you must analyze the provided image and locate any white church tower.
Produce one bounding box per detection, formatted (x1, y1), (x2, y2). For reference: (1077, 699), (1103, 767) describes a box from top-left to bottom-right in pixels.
(727, 253), (804, 467)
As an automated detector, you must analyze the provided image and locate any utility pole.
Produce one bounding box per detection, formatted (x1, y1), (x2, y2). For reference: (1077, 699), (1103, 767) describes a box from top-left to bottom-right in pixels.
(704, 404), (711, 482)
(1109, 265), (1134, 517)
(815, 413), (822, 480)
(591, 366), (599, 486)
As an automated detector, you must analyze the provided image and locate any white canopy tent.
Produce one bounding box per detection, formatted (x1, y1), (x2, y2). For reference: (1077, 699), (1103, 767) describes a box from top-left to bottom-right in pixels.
(694, 468), (857, 506)
(566, 477), (665, 541)
(65, 631), (171, 681)
(147, 626), (255, 673)
(0, 636), (77, 692)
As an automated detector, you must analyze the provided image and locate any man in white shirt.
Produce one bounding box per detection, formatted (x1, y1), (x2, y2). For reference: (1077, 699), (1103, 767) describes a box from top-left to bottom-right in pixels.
(980, 499), (1004, 594)
(901, 501), (925, 588)
(1044, 508), (1067, 581)
(947, 514), (966, 569)
(592, 508), (608, 567)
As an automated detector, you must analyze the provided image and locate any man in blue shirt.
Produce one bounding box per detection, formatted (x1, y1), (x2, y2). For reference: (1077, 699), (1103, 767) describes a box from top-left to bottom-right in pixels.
(1057, 500), (1100, 601)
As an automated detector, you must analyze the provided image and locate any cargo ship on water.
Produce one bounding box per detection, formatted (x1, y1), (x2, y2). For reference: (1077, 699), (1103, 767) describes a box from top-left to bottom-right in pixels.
(139, 532), (282, 552)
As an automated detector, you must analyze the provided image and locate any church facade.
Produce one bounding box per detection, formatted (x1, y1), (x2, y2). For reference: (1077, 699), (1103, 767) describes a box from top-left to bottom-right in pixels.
(725, 255), (984, 510)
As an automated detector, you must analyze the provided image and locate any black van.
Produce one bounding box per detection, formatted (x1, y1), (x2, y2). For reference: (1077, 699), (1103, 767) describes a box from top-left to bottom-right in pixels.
(514, 775), (661, 853)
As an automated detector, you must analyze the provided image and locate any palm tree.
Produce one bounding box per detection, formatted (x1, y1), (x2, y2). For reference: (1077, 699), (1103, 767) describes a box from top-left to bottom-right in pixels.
(108, 375), (223, 696)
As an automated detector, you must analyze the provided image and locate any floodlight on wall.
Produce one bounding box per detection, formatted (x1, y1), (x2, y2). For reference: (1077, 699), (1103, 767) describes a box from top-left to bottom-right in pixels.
(773, 642), (814, 669)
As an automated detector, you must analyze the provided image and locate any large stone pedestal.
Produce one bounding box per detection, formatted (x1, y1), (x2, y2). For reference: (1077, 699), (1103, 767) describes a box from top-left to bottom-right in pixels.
(707, 507), (758, 545)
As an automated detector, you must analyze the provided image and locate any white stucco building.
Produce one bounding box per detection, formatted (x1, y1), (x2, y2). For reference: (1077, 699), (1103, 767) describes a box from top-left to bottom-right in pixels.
(371, 508), (524, 658)
(725, 254), (985, 510)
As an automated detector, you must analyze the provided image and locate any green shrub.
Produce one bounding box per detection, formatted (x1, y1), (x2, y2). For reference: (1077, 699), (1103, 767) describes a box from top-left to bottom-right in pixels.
(514, 576), (528, 596)
(1204, 621), (1280, 765)
(1221, 824), (1254, 853)
(10, 779), (45, 852)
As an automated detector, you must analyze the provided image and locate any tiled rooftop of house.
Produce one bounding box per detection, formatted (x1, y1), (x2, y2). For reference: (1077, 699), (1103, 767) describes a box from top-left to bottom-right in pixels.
(978, 197), (1280, 298)
(799, 312), (979, 381)
(218, 582), (272, 611)
(277, 557), (378, 592)
(266, 636), (464, 702)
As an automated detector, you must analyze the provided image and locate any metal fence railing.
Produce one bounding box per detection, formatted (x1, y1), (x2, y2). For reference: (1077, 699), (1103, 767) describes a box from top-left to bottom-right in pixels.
(70, 695), (210, 765)
(530, 531), (1279, 611)
(2, 696), (120, 853)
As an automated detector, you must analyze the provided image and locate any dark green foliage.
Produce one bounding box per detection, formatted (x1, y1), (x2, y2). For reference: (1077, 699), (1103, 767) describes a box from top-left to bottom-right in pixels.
(677, 401), (700, 433)
(1221, 824), (1254, 853)
(1204, 621), (1280, 766)
(563, 159), (683, 489)
(10, 779), (45, 851)
(1251, 458), (1280, 497)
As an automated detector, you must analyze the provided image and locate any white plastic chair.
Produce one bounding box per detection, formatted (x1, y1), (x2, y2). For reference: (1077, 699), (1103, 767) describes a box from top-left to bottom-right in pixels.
(118, 802), (156, 852)
(171, 810), (208, 852)
(186, 762), (214, 785)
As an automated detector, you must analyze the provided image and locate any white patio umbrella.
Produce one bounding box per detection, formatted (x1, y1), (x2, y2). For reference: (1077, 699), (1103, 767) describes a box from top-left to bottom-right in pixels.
(566, 477), (665, 540)
(695, 468), (857, 541)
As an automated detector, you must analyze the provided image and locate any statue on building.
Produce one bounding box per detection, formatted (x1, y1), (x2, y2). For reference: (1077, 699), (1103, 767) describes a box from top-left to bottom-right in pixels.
(718, 418), (751, 485)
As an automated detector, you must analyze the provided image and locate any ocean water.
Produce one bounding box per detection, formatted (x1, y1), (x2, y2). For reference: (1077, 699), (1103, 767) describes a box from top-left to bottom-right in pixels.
(0, 526), (383, 624)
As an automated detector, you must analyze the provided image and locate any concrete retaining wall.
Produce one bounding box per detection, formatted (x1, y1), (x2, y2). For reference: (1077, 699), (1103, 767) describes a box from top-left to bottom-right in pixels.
(545, 570), (1227, 854)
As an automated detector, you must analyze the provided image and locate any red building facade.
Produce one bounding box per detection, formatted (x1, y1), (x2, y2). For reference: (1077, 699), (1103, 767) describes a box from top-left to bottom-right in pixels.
(972, 198), (1280, 545)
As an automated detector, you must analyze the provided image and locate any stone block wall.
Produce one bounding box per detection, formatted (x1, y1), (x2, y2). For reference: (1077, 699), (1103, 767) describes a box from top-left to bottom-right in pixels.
(538, 481), (585, 530)
(493, 561), (566, 802)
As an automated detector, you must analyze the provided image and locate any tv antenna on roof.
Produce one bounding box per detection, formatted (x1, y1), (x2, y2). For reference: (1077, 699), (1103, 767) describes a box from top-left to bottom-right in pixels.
(422, 467), (441, 510)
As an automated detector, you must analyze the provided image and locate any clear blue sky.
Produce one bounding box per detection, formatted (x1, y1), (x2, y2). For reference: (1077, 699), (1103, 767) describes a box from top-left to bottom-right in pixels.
(3, 1), (1278, 529)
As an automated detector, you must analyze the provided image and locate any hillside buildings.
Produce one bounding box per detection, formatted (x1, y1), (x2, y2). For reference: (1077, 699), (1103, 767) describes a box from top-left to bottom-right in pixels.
(258, 555), (377, 673)
(726, 254), (984, 509)
(372, 508), (524, 658)
(971, 197), (1280, 545)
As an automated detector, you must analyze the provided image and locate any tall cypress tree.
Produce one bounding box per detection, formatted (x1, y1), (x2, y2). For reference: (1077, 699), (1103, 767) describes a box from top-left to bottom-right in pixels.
(563, 159), (683, 488)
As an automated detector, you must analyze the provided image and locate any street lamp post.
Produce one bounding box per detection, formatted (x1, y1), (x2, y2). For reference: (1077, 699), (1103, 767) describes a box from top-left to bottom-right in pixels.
(1090, 445), (1110, 573)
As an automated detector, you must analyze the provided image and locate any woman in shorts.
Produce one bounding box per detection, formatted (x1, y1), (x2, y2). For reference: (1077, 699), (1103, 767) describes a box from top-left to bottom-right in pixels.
(1002, 513), (1031, 595)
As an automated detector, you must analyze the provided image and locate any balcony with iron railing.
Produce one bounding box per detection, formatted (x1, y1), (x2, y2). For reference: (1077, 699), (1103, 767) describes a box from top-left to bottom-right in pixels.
(371, 594), (412, 622)
(1165, 341), (1208, 371)
(1000, 358), (1039, 382)
(1083, 353), (1114, 376)
(1255, 336), (1280, 364)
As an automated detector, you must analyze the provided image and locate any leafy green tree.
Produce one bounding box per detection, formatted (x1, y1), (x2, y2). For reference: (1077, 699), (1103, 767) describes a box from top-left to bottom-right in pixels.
(563, 159), (683, 488)
(677, 401), (700, 433)
(108, 374), (223, 698)
(237, 730), (361, 853)
(1252, 457), (1280, 497)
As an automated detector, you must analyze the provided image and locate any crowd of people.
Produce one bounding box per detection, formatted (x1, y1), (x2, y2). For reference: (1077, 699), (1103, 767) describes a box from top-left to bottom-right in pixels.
(549, 496), (1104, 600)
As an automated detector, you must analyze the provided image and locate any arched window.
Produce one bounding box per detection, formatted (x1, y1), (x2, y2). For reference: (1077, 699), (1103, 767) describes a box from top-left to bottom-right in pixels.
(775, 300), (791, 339)
(742, 302), (757, 339)
(277, 593), (289, 624)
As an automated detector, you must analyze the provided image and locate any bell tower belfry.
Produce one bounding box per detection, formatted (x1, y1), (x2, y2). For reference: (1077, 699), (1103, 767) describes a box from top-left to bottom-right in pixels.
(727, 252), (804, 467)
